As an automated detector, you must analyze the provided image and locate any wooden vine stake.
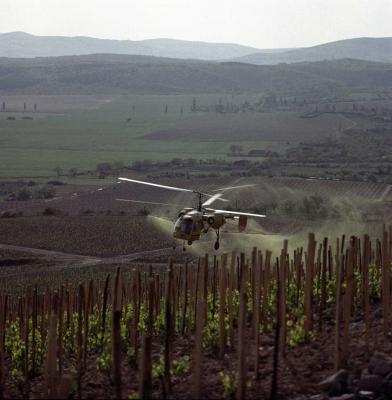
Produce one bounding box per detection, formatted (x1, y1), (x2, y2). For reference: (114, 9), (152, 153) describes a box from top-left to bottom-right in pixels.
(261, 250), (271, 331)
(192, 257), (206, 399)
(140, 277), (154, 400)
(101, 274), (110, 343)
(45, 297), (58, 398)
(31, 287), (37, 376)
(363, 234), (370, 354)
(280, 241), (288, 356)
(254, 252), (262, 379)
(342, 239), (354, 367)
(0, 295), (7, 399)
(236, 253), (247, 400)
(23, 290), (30, 399)
(334, 238), (342, 371)
(304, 233), (316, 340)
(319, 237), (328, 333)
(164, 260), (173, 396)
(271, 257), (281, 400)
(219, 254), (227, 358)
(181, 262), (188, 335)
(77, 284), (84, 399)
(228, 251), (236, 348)
(382, 229), (390, 337)
(112, 268), (122, 400)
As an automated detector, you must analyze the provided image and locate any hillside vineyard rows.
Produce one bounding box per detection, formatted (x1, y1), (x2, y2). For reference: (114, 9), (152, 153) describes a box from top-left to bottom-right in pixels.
(0, 227), (392, 398)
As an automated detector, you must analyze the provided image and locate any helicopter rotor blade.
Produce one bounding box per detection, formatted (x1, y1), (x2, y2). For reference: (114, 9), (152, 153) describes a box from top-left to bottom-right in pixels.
(116, 198), (184, 207)
(118, 177), (193, 193)
(211, 184), (256, 192)
(202, 193), (225, 207)
(118, 177), (229, 202)
(207, 208), (266, 218)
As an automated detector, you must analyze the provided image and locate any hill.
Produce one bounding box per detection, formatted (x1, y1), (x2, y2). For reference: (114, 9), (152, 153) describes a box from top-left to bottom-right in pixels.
(231, 37), (392, 65)
(0, 31), (269, 60)
(0, 54), (391, 95)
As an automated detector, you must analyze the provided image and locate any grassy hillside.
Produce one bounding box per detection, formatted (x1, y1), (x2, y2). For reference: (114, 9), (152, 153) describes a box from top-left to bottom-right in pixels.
(1, 55), (392, 95)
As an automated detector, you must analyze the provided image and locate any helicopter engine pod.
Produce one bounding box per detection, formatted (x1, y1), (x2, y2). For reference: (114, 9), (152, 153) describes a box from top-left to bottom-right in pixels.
(238, 215), (247, 232)
(206, 214), (224, 229)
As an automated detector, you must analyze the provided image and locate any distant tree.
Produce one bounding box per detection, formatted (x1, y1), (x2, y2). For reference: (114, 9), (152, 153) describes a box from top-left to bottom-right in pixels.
(191, 97), (197, 112)
(137, 208), (150, 216)
(68, 168), (78, 178)
(282, 200), (296, 215)
(229, 144), (244, 154)
(96, 162), (113, 178)
(23, 102), (26, 112)
(132, 160), (152, 172)
(230, 144), (237, 154)
(54, 166), (62, 178)
(2, 102), (5, 111)
(34, 103), (37, 112)
(42, 207), (60, 216)
(113, 161), (124, 171)
(165, 104), (168, 113)
(35, 185), (55, 199)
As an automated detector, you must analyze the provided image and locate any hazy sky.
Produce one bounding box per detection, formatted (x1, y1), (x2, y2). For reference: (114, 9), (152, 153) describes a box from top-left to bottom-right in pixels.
(1, 0), (392, 48)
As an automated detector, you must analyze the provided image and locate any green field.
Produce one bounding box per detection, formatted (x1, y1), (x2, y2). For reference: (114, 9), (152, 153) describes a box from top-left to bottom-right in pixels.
(0, 94), (349, 179)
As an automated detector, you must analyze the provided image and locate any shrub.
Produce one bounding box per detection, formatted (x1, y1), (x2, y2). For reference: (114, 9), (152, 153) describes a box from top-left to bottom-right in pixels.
(42, 207), (62, 216)
(35, 185), (56, 199)
(46, 180), (65, 186)
(137, 208), (150, 217)
(17, 188), (31, 201)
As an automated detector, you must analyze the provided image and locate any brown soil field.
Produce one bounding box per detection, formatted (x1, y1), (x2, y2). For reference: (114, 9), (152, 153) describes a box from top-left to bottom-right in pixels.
(0, 215), (174, 257)
(143, 112), (353, 142)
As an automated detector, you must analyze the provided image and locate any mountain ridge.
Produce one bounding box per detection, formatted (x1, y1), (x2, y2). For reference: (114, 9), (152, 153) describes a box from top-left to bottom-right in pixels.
(0, 31), (274, 60)
(230, 37), (392, 64)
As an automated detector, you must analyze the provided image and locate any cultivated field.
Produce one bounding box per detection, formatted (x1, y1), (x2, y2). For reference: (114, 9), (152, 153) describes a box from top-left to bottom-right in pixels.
(0, 94), (353, 179)
(144, 111), (352, 142)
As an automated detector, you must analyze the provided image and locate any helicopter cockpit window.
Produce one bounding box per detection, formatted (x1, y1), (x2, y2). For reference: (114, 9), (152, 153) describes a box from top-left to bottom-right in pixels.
(180, 219), (193, 235)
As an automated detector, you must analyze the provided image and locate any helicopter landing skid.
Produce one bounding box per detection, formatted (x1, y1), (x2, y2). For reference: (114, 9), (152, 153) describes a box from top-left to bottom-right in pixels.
(214, 229), (220, 250)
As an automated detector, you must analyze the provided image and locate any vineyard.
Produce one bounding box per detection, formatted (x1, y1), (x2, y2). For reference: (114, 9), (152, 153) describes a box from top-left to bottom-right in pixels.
(1, 227), (392, 399)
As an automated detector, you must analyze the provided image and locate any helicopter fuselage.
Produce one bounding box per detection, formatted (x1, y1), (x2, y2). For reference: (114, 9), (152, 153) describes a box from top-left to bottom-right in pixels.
(117, 176), (264, 250)
(173, 208), (226, 243)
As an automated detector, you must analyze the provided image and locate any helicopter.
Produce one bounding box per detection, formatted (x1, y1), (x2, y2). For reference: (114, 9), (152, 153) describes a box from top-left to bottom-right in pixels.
(116, 177), (266, 250)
